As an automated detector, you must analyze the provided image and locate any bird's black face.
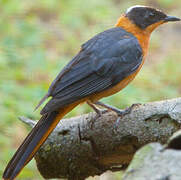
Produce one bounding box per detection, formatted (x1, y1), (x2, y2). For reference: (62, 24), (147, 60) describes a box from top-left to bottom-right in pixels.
(126, 6), (180, 29)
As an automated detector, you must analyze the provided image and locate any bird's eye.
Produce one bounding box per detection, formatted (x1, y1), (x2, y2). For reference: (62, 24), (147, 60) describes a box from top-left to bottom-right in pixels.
(149, 12), (155, 18)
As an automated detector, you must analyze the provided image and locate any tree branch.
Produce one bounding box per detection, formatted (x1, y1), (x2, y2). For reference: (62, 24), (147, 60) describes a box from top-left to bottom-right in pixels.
(20, 97), (181, 180)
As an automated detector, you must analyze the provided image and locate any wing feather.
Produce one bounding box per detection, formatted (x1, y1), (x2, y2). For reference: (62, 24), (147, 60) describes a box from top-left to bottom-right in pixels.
(40, 27), (143, 114)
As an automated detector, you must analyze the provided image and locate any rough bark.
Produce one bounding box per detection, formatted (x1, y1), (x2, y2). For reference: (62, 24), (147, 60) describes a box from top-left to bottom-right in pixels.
(20, 97), (181, 180)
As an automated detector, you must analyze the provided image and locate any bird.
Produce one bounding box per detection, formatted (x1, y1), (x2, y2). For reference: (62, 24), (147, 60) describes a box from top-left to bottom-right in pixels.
(3, 5), (180, 180)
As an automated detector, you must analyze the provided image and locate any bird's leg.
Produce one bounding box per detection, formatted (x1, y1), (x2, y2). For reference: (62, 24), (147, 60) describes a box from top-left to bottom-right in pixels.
(87, 101), (106, 129)
(87, 101), (108, 117)
(87, 101), (102, 118)
(93, 101), (133, 116)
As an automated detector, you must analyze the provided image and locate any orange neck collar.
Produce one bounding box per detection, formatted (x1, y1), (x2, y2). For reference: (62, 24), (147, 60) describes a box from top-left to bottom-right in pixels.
(115, 16), (164, 56)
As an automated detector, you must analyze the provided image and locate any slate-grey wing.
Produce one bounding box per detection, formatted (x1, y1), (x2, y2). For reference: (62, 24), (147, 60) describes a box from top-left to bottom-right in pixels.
(40, 27), (143, 115)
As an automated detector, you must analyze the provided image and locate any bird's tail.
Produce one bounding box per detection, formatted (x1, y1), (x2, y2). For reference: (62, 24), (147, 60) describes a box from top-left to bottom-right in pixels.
(3, 102), (79, 180)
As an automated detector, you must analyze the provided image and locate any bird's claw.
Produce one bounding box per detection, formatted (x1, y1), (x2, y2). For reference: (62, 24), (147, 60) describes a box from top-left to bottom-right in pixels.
(116, 103), (141, 117)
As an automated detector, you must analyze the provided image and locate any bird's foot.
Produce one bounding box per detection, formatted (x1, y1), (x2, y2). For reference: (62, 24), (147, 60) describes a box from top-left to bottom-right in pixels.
(114, 103), (141, 127)
(93, 101), (134, 117)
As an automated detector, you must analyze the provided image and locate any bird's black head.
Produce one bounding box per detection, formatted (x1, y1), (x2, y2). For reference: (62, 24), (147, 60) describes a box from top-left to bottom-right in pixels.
(125, 5), (180, 29)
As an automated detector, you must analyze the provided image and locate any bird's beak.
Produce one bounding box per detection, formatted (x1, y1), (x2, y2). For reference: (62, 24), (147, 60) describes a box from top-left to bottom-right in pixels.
(164, 15), (180, 22)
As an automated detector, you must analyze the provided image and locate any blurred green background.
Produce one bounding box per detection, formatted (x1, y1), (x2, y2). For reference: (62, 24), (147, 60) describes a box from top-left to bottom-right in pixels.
(0, 0), (181, 179)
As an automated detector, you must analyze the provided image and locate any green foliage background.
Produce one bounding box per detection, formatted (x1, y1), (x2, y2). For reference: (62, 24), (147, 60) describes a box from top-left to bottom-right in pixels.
(0, 0), (180, 179)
